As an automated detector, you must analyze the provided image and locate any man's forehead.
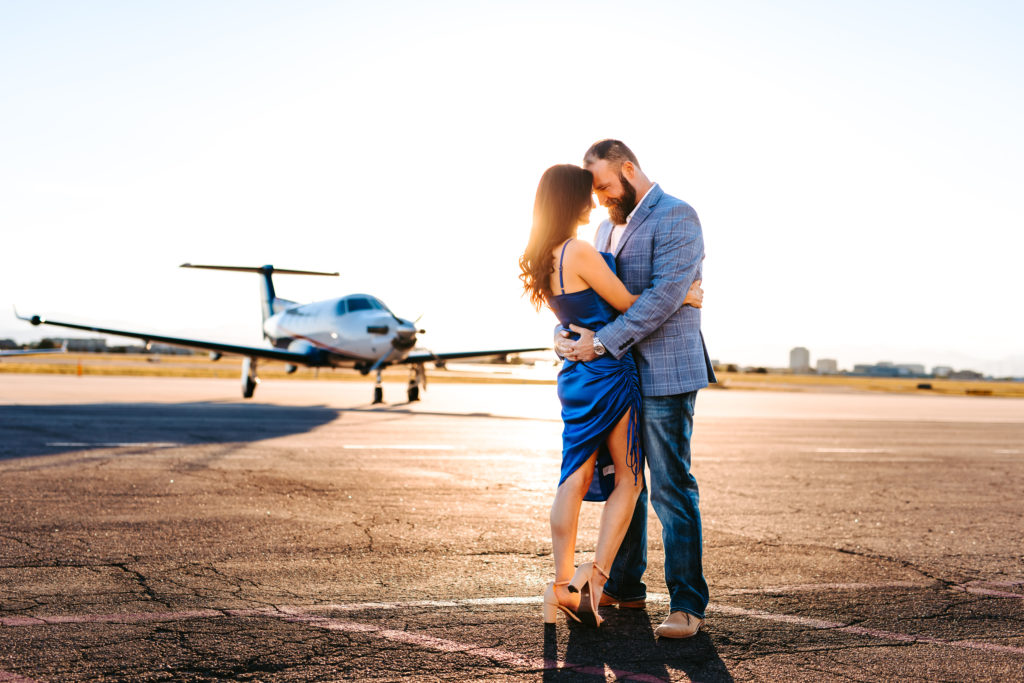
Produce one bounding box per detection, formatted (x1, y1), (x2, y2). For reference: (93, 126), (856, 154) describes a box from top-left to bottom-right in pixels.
(586, 158), (617, 179)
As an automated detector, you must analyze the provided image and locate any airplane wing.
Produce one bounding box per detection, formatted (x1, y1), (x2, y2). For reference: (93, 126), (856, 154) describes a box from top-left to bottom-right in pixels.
(399, 347), (549, 365)
(15, 313), (334, 365)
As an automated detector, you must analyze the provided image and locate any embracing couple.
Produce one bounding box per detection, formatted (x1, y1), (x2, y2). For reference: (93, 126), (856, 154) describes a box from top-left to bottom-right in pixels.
(519, 139), (714, 638)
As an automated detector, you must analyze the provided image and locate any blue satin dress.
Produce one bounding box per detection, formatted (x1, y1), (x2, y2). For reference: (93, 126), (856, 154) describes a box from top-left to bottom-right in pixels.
(548, 240), (643, 501)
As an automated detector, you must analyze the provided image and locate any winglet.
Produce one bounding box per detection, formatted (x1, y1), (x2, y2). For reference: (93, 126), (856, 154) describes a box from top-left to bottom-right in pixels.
(12, 306), (41, 325)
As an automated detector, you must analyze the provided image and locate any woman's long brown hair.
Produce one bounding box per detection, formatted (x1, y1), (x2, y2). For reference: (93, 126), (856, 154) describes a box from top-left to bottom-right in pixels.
(519, 164), (594, 310)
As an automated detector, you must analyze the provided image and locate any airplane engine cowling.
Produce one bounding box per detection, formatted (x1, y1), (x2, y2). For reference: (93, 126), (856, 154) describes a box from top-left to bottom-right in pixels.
(287, 340), (316, 357)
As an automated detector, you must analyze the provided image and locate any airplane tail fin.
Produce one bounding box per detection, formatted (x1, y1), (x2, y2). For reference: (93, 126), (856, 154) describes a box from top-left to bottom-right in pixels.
(180, 263), (339, 323)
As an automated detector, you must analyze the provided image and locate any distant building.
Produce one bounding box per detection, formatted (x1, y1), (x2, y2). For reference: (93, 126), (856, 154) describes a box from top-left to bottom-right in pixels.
(49, 337), (107, 352)
(949, 369), (984, 380)
(816, 358), (838, 374)
(932, 366), (953, 378)
(147, 343), (195, 355)
(851, 361), (928, 378)
(896, 364), (926, 376)
(789, 347), (810, 373)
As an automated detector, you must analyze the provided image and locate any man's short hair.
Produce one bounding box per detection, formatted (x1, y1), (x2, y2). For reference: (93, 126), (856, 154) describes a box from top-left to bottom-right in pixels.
(583, 139), (640, 170)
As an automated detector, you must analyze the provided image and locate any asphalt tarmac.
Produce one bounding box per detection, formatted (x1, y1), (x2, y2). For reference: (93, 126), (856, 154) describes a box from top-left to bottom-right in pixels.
(1, 374), (1022, 681)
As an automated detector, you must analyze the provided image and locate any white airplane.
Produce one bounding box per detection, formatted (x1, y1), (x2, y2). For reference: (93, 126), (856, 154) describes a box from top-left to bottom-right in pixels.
(17, 264), (546, 403)
(0, 341), (68, 357)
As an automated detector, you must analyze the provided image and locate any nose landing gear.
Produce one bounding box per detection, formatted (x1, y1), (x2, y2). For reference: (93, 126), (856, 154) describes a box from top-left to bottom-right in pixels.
(373, 368), (384, 404)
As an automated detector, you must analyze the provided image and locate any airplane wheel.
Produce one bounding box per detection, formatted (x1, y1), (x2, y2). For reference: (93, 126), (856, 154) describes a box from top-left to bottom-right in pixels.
(373, 387), (383, 404)
(243, 377), (256, 399)
(407, 386), (419, 402)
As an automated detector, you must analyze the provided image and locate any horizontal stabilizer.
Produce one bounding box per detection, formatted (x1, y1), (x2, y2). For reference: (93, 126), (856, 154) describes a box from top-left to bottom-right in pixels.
(180, 264), (338, 277)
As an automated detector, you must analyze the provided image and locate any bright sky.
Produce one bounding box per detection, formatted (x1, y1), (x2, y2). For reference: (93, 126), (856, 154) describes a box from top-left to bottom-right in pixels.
(2, 1), (1022, 375)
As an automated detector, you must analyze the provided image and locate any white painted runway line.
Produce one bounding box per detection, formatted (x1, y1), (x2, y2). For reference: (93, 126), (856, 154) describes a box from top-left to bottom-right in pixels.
(341, 444), (462, 450)
(4, 581), (1023, 674)
(811, 448), (891, 454)
(813, 457), (938, 463)
(277, 612), (666, 682)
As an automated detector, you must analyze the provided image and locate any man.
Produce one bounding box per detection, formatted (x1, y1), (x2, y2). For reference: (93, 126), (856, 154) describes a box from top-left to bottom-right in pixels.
(556, 139), (715, 638)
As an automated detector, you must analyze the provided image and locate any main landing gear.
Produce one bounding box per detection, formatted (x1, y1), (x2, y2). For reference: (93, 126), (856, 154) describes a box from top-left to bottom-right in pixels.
(407, 363), (425, 402)
(371, 363), (426, 404)
(241, 357), (259, 399)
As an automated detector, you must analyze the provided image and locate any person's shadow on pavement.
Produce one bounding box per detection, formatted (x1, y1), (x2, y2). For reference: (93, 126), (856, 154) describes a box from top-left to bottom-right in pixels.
(542, 608), (733, 681)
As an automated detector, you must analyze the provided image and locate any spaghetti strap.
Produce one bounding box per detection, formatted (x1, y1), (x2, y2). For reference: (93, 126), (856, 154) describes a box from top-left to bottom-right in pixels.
(558, 239), (573, 295)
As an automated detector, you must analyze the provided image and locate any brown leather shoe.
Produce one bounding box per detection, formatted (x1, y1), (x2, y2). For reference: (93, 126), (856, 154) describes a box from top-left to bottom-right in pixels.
(598, 593), (646, 609)
(653, 611), (704, 638)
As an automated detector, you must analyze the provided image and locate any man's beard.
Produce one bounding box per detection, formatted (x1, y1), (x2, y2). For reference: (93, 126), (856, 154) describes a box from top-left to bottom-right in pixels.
(606, 173), (638, 225)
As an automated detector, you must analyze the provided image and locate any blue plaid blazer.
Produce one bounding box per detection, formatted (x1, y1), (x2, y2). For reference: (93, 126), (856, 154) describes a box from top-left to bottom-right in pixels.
(595, 184), (716, 397)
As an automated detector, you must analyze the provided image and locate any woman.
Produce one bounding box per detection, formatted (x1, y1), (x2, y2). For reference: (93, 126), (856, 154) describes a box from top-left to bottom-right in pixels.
(519, 164), (703, 627)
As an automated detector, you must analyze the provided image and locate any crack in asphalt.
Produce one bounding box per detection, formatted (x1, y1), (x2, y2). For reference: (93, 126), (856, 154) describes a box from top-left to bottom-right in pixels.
(351, 516), (378, 553)
(109, 562), (170, 609)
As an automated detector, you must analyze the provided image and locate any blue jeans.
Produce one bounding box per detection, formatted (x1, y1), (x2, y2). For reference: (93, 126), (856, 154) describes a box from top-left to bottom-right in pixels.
(603, 390), (708, 618)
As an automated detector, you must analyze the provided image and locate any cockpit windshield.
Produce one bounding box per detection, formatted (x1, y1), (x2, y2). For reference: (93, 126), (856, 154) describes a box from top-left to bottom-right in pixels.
(337, 296), (391, 315)
(348, 297), (372, 312)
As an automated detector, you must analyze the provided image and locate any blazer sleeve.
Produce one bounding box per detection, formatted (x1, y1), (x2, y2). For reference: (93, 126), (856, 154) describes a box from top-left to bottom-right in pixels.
(597, 204), (704, 359)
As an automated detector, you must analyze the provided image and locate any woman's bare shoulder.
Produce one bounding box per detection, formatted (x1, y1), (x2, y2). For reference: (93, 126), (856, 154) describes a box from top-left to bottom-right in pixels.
(552, 238), (598, 263)
(563, 238), (600, 260)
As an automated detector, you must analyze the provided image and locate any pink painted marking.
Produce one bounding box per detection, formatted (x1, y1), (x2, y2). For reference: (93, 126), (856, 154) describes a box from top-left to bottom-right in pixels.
(973, 580), (1024, 588)
(279, 613), (667, 681)
(0, 610), (222, 627)
(0, 672), (37, 682)
(283, 597), (540, 614)
(40, 609), (223, 625)
(0, 617), (46, 627)
(958, 587), (1024, 599)
(709, 604), (1024, 655)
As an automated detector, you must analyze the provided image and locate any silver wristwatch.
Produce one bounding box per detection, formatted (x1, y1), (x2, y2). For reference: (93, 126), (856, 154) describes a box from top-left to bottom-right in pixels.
(593, 335), (607, 356)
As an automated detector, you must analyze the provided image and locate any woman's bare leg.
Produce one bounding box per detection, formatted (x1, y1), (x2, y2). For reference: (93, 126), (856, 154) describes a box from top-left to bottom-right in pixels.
(592, 408), (643, 603)
(550, 452), (595, 608)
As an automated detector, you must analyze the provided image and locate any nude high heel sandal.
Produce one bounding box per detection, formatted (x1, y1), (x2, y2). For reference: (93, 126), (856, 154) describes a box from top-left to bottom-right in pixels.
(542, 580), (579, 624)
(568, 562), (608, 627)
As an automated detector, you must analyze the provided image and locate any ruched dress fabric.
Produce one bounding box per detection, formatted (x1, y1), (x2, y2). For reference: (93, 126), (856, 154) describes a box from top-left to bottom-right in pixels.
(548, 242), (643, 502)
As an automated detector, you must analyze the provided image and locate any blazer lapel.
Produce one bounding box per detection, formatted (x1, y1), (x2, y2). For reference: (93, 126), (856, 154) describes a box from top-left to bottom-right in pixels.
(613, 184), (664, 257)
(595, 220), (613, 252)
